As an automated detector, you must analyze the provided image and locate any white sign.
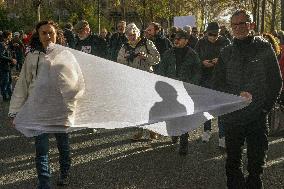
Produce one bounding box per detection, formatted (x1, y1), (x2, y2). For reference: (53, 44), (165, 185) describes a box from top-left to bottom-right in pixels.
(174, 16), (196, 28)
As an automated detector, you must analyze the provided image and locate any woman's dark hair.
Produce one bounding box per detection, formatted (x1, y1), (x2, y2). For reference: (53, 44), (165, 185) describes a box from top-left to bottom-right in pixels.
(30, 20), (65, 51)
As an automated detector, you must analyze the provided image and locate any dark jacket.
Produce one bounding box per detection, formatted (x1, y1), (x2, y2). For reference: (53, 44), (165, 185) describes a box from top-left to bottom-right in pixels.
(195, 36), (230, 87)
(152, 34), (172, 56)
(75, 34), (105, 58)
(63, 28), (76, 49)
(188, 35), (199, 49)
(157, 46), (201, 84)
(109, 32), (128, 61)
(212, 36), (282, 125)
(0, 42), (14, 71)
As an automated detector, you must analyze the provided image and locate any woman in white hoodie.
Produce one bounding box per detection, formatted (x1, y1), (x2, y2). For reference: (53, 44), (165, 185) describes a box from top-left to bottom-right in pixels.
(8, 20), (71, 189)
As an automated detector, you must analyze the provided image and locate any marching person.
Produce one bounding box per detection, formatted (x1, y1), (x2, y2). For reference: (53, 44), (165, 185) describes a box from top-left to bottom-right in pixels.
(212, 9), (282, 189)
(117, 23), (160, 140)
(8, 20), (74, 189)
(0, 30), (17, 101)
(195, 22), (231, 148)
(156, 29), (201, 155)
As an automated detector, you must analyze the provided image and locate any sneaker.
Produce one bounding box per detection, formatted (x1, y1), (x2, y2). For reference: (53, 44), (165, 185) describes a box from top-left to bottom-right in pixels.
(202, 130), (211, 143)
(131, 131), (143, 141)
(149, 131), (159, 140)
(218, 137), (226, 149)
(57, 174), (70, 186)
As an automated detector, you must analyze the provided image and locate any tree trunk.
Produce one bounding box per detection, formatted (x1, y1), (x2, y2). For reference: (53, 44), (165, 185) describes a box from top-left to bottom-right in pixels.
(252, 0), (258, 23)
(281, 0), (284, 31)
(261, 0), (266, 33)
(256, 0), (260, 32)
(270, 0), (277, 32)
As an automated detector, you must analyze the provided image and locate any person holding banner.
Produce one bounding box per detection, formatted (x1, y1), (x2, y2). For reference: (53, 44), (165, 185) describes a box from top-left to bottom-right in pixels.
(212, 9), (282, 189)
(8, 20), (73, 189)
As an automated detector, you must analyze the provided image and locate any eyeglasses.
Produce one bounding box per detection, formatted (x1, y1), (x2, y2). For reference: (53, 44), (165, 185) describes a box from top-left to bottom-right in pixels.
(208, 33), (218, 37)
(231, 21), (249, 29)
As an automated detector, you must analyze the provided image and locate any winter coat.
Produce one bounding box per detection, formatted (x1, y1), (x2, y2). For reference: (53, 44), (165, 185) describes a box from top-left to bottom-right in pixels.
(75, 34), (105, 58)
(195, 36), (230, 88)
(109, 32), (128, 61)
(212, 36), (282, 125)
(0, 42), (14, 71)
(117, 37), (160, 73)
(157, 47), (201, 84)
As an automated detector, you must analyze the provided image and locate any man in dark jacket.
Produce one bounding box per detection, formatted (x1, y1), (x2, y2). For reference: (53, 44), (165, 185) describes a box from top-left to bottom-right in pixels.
(109, 20), (128, 61)
(63, 23), (76, 49)
(195, 22), (231, 148)
(74, 20), (105, 58)
(212, 9), (282, 189)
(145, 22), (172, 73)
(157, 29), (201, 156)
(0, 31), (17, 101)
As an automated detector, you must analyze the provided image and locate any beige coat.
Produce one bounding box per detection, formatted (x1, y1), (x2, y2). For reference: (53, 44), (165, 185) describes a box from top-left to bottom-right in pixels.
(117, 38), (160, 72)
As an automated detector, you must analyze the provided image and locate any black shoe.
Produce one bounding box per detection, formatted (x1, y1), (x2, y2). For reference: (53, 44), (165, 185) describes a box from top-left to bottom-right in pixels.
(36, 181), (51, 189)
(57, 174), (70, 186)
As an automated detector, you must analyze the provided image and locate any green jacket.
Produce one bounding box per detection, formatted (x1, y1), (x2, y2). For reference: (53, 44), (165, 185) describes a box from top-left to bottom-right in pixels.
(157, 47), (201, 85)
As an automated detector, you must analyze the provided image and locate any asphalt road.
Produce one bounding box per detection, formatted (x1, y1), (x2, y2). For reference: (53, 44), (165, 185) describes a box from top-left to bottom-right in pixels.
(0, 100), (283, 189)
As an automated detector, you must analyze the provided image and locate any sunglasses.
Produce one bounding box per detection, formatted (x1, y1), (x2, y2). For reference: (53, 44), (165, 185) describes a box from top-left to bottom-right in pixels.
(208, 33), (218, 37)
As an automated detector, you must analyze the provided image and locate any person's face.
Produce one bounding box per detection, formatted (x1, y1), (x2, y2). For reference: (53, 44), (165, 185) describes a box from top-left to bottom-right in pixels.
(145, 25), (156, 38)
(100, 29), (107, 38)
(78, 25), (90, 39)
(38, 24), (57, 49)
(207, 32), (219, 43)
(117, 23), (126, 33)
(174, 37), (188, 48)
(127, 33), (138, 42)
(231, 13), (252, 39)
(7, 34), (13, 42)
(192, 29), (198, 36)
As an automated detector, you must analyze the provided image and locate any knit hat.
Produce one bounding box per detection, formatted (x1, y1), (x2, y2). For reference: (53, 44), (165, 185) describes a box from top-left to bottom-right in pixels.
(206, 22), (220, 32)
(175, 29), (189, 39)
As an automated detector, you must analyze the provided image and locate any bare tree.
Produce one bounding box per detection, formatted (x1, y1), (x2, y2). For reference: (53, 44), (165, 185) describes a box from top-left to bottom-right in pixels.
(270, 0), (277, 32)
(281, 0), (284, 30)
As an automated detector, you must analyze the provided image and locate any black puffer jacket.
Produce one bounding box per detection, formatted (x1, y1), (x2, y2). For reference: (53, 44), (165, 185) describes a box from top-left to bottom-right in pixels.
(213, 36), (282, 125)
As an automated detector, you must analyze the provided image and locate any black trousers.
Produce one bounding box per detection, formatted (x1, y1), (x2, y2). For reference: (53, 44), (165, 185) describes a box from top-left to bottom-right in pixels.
(225, 114), (268, 189)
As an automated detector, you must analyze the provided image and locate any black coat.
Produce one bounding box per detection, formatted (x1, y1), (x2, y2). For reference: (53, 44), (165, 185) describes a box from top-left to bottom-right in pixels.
(212, 36), (282, 125)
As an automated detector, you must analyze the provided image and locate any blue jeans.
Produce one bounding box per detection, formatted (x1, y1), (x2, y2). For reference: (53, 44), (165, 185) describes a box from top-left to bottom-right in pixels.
(35, 133), (71, 187)
(204, 118), (225, 138)
(0, 70), (12, 99)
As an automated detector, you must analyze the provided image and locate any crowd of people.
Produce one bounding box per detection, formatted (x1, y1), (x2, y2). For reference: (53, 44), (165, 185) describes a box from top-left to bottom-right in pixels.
(1, 8), (283, 189)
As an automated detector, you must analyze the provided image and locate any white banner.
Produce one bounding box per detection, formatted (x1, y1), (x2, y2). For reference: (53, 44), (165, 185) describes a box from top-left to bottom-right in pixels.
(14, 45), (250, 137)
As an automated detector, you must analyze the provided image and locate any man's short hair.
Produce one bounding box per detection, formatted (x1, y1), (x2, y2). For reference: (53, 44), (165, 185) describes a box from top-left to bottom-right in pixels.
(65, 22), (73, 30)
(2, 30), (12, 39)
(74, 20), (89, 33)
(149, 22), (161, 32)
(231, 9), (252, 23)
(118, 20), (126, 27)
